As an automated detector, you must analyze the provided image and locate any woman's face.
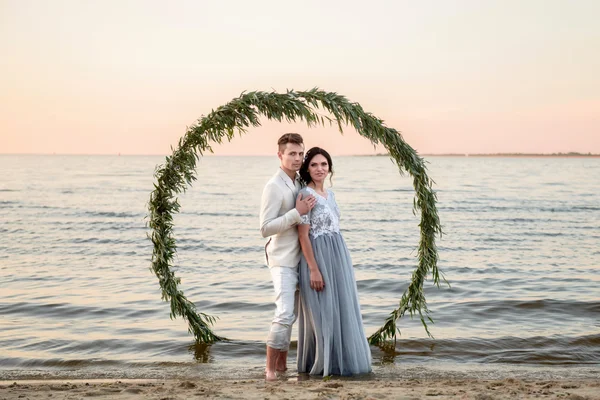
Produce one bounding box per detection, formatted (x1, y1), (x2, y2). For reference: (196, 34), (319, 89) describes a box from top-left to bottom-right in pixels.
(308, 154), (329, 183)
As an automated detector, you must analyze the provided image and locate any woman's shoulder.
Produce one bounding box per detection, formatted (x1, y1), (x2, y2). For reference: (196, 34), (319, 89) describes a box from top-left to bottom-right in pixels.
(299, 186), (314, 196)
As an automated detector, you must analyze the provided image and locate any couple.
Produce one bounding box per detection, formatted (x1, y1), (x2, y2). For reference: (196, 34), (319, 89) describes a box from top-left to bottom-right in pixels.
(259, 133), (372, 380)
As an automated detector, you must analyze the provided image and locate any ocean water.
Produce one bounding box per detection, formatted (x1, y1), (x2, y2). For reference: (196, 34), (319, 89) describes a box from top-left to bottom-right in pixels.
(0, 155), (599, 380)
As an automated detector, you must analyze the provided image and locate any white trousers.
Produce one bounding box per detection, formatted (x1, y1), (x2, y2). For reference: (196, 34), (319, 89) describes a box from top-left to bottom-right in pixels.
(266, 266), (299, 351)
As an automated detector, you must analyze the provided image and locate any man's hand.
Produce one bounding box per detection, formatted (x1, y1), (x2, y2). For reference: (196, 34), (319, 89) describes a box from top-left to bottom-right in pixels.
(296, 193), (316, 216)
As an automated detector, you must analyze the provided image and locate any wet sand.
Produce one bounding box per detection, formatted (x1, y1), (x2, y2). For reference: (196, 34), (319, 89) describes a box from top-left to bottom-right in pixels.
(1, 377), (599, 399)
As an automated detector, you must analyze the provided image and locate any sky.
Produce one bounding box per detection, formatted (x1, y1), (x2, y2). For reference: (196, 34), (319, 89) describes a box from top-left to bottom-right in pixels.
(1, 0), (599, 156)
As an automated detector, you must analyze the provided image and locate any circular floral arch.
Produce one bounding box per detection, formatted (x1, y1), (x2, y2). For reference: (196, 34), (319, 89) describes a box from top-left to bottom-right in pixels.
(148, 88), (445, 345)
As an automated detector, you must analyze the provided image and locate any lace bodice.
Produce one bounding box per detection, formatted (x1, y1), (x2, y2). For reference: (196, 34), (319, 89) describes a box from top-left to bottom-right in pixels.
(299, 187), (341, 239)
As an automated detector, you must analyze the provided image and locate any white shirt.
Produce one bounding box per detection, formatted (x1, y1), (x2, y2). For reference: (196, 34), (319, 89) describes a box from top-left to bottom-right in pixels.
(259, 168), (303, 268)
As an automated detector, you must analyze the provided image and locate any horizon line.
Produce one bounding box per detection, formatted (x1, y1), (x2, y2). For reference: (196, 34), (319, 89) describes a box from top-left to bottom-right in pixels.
(1, 152), (599, 157)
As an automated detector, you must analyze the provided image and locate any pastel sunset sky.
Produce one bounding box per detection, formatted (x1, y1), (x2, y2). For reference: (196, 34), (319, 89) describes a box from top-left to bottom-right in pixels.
(1, 0), (599, 155)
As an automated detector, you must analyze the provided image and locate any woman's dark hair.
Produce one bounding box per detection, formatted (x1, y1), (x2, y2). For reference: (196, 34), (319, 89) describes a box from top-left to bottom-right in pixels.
(299, 147), (334, 185)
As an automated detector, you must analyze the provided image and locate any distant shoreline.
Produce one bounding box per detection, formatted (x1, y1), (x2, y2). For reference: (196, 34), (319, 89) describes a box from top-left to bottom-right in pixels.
(420, 153), (600, 158)
(1, 152), (599, 158)
(360, 153), (600, 158)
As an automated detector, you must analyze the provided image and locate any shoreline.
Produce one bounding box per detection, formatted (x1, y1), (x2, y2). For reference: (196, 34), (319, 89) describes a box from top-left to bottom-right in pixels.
(2, 362), (598, 385)
(1, 376), (599, 399)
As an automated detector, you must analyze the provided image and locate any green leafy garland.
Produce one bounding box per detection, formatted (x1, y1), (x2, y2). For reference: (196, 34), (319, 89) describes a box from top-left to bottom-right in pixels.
(147, 88), (445, 345)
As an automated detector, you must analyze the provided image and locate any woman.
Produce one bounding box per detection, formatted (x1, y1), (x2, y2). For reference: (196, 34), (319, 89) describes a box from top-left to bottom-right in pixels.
(296, 147), (372, 376)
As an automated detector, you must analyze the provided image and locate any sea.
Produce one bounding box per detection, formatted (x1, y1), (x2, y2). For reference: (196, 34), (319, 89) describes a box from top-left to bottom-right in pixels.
(0, 155), (599, 381)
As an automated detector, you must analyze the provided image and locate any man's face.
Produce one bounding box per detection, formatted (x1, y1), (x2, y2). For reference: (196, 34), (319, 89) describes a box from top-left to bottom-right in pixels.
(278, 143), (304, 172)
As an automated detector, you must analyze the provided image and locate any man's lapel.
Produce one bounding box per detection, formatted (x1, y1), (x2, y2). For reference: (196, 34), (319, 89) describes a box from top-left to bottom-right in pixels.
(277, 168), (297, 195)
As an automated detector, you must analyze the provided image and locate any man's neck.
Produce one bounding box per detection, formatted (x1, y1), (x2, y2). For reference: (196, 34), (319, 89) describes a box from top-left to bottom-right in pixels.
(280, 166), (296, 181)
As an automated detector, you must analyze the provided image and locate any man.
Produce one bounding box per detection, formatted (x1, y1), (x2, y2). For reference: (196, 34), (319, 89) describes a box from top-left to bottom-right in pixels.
(259, 133), (316, 381)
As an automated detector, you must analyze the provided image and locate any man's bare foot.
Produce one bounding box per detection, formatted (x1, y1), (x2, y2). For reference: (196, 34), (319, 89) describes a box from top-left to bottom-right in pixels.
(265, 369), (277, 381)
(275, 360), (287, 372)
(265, 345), (279, 381)
(276, 351), (288, 372)
(264, 367), (287, 373)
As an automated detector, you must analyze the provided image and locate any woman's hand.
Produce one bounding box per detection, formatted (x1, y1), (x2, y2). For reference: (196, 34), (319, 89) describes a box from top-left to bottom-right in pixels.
(309, 268), (325, 291)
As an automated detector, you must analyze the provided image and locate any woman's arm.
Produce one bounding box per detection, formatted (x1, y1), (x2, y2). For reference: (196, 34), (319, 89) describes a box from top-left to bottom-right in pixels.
(298, 224), (324, 291)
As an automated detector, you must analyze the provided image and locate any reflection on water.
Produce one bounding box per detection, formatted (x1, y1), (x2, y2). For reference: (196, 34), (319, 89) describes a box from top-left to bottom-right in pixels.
(189, 343), (213, 363)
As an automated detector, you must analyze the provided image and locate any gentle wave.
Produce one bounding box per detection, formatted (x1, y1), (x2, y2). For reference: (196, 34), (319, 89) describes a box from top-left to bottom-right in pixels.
(384, 334), (600, 365)
(0, 302), (163, 319)
(85, 211), (140, 218)
(2, 335), (598, 369)
(445, 299), (600, 317)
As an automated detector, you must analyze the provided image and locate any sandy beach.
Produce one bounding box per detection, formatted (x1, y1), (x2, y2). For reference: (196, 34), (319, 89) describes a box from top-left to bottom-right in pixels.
(1, 377), (598, 400)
